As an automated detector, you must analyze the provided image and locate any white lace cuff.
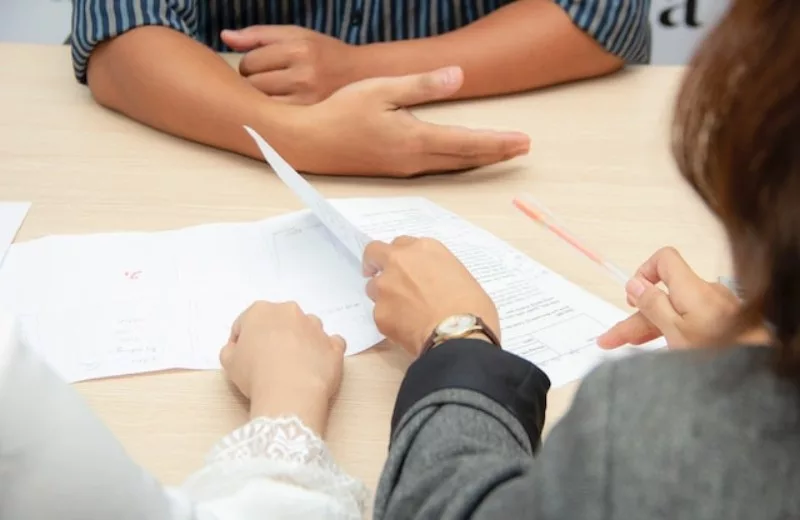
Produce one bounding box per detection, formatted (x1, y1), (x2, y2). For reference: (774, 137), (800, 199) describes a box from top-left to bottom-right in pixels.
(181, 415), (369, 518)
(208, 416), (339, 467)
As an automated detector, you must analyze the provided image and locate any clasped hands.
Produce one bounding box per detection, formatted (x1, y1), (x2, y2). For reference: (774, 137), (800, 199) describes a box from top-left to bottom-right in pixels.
(219, 238), (752, 437)
(222, 26), (530, 177)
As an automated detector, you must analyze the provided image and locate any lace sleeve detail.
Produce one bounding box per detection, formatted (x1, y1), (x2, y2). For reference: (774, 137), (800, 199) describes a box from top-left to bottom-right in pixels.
(208, 415), (336, 466)
(180, 416), (369, 519)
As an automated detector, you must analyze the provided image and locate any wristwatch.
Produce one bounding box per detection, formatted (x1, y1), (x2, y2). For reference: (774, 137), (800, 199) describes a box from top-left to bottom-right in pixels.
(421, 313), (501, 355)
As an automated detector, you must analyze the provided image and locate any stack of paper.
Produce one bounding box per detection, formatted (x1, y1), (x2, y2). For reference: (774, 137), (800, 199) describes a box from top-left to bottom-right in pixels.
(0, 130), (654, 385)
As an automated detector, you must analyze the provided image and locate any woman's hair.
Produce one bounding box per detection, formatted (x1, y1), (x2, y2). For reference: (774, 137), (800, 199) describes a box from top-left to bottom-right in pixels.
(672, 0), (800, 375)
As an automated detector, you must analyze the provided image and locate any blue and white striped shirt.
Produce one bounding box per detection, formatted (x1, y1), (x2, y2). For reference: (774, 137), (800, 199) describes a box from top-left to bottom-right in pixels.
(71, 0), (651, 84)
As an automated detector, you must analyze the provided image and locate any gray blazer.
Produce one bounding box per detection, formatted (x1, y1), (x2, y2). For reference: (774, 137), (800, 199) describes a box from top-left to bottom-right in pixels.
(374, 340), (800, 519)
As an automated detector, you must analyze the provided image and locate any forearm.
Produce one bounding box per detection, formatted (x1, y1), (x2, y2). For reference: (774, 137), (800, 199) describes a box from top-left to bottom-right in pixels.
(250, 385), (331, 437)
(87, 26), (299, 160)
(349, 0), (624, 99)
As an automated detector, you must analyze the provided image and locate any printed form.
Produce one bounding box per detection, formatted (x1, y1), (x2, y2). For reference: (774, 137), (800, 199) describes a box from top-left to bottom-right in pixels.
(336, 198), (653, 385)
(248, 127), (658, 386)
(0, 132), (657, 384)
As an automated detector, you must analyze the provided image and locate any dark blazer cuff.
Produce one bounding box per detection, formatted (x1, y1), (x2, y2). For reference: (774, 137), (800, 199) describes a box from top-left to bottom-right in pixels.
(392, 339), (551, 450)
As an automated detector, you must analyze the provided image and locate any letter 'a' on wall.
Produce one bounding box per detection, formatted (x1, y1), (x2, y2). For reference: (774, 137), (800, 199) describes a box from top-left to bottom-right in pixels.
(650, 0), (732, 64)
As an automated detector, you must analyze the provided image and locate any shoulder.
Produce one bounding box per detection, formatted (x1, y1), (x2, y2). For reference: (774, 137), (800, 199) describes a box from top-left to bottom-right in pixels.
(593, 345), (774, 385)
(575, 345), (791, 437)
(583, 346), (775, 397)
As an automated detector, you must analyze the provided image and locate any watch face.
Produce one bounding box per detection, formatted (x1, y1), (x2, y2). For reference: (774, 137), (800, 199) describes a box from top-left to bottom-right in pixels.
(437, 314), (478, 336)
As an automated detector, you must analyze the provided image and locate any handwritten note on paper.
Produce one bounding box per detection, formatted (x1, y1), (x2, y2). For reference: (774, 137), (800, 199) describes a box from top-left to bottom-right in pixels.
(0, 202), (30, 266)
(0, 210), (381, 382)
(243, 126), (372, 261)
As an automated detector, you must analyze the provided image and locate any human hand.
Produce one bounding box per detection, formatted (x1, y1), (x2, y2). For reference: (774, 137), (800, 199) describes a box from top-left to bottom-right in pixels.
(222, 26), (357, 105)
(362, 236), (500, 357)
(220, 301), (346, 435)
(274, 66), (529, 176)
(597, 247), (740, 349)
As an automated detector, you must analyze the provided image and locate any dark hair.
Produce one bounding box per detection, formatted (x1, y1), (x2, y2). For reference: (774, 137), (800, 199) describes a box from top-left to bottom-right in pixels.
(672, 0), (800, 375)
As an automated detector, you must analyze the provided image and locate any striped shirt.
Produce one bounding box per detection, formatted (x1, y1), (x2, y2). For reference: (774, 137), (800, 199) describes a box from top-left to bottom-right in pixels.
(71, 0), (651, 84)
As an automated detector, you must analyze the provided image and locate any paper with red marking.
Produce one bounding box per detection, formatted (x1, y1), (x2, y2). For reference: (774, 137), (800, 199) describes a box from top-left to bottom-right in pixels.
(0, 197), (661, 384)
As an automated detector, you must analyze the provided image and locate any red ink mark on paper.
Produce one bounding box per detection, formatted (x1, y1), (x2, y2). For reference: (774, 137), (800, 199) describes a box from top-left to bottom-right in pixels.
(124, 271), (142, 280)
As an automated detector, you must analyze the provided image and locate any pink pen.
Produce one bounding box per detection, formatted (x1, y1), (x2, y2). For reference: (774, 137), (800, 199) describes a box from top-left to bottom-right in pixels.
(512, 194), (630, 286)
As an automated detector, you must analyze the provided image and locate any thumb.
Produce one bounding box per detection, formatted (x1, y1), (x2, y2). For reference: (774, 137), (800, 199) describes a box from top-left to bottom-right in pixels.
(627, 277), (682, 342)
(365, 66), (464, 107)
(221, 27), (271, 52)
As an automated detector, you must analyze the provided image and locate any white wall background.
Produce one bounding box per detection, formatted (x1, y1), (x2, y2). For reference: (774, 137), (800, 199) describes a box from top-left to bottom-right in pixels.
(0, 0), (73, 45)
(0, 0), (731, 64)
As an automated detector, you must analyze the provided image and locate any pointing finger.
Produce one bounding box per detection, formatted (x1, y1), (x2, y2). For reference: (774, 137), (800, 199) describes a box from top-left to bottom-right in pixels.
(597, 312), (662, 349)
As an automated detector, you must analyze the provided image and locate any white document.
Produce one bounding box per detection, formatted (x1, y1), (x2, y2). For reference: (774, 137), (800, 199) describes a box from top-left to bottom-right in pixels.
(0, 212), (380, 382)
(0, 131), (660, 385)
(241, 129), (655, 386)
(0, 202), (30, 266)
(0, 195), (655, 386)
(244, 126), (372, 261)
(333, 197), (658, 387)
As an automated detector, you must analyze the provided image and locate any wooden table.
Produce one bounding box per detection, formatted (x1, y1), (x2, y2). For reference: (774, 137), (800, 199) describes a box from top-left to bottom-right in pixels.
(0, 44), (729, 493)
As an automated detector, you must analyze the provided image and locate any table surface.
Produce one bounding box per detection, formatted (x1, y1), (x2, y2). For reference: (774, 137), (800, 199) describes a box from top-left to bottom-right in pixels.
(0, 43), (729, 492)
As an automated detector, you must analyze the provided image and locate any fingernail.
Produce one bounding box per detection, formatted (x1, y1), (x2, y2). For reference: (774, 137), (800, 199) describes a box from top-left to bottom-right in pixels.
(596, 332), (614, 349)
(626, 277), (646, 301)
(512, 142), (530, 155)
(437, 67), (461, 86)
(494, 133), (530, 154)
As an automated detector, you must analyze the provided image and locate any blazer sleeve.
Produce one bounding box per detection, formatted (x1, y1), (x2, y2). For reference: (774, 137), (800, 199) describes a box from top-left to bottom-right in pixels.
(374, 338), (616, 520)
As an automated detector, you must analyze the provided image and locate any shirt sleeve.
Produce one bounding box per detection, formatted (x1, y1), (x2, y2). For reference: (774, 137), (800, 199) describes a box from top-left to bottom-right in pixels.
(553, 0), (652, 64)
(0, 315), (368, 520)
(70, 0), (200, 84)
